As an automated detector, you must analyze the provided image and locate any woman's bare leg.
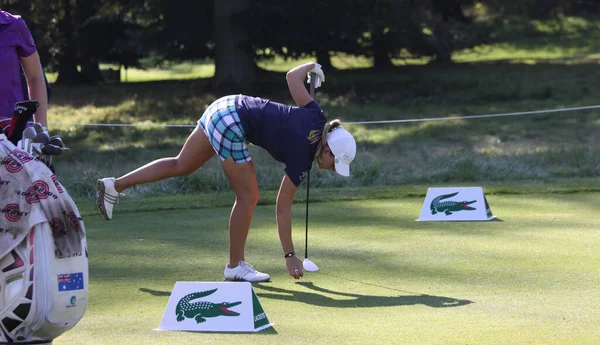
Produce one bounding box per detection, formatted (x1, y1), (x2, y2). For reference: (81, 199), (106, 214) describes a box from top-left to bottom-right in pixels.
(114, 126), (215, 192)
(221, 158), (259, 267)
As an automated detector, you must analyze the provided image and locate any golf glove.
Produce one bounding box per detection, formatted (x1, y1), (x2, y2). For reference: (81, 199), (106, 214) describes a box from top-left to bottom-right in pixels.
(307, 63), (325, 89)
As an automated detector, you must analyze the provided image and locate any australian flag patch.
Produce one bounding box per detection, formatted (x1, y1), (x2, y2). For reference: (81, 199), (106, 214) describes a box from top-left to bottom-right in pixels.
(57, 272), (84, 291)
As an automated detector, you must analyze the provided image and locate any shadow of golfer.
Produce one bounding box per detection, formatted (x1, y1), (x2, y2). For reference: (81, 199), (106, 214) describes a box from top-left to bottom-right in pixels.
(253, 281), (472, 308)
(139, 287), (171, 297)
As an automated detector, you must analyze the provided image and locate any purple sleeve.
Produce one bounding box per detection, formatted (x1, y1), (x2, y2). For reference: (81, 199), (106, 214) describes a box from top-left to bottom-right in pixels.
(285, 159), (312, 187)
(13, 17), (36, 57)
(303, 100), (322, 112)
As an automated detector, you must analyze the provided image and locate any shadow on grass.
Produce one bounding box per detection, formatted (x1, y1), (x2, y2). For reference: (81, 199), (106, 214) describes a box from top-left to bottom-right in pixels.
(253, 282), (473, 309)
(138, 283), (473, 309)
(139, 287), (171, 297)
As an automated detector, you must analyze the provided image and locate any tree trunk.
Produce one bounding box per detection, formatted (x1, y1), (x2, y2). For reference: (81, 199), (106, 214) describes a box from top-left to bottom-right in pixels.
(316, 47), (333, 71)
(213, 0), (256, 94)
(371, 29), (394, 70)
(431, 23), (453, 64)
(55, 0), (81, 84)
(80, 57), (104, 83)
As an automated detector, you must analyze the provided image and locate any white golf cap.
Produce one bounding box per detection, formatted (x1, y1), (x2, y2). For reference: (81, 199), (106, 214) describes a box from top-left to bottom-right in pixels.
(327, 127), (356, 177)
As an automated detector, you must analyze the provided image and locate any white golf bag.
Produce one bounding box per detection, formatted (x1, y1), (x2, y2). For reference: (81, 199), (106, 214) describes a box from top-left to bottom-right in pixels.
(0, 132), (88, 344)
(0, 225), (88, 344)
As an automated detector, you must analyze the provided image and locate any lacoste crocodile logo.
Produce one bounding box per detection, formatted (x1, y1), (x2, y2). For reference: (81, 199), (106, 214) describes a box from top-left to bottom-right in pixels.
(176, 288), (242, 324)
(430, 192), (476, 216)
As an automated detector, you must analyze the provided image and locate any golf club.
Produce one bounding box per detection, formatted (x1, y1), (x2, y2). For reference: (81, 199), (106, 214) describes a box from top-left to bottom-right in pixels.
(303, 71), (320, 272)
(42, 143), (65, 167)
(29, 130), (50, 166)
(7, 100), (38, 145)
(31, 144), (42, 157)
(22, 127), (36, 151)
(41, 143), (64, 156)
(49, 135), (65, 148)
(32, 122), (44, 134)
(32, 131), (50, 146)
(49, 134), (72, 156)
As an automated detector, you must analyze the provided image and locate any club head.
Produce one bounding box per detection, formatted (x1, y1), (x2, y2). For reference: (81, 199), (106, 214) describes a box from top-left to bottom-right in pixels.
(21, 127), (37, 150)
(41, 144), (64, 156)
(303, 258), (319, 272)
(32, 122), (44, 134)
(23, 127), (37, 140)
(32, 131), (50, 145)
(49, 135), (65, 148)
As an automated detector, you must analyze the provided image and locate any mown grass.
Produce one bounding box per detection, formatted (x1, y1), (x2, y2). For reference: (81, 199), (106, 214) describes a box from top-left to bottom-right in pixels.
(41, 17), (600, 345)
(53, 192), (600, 345)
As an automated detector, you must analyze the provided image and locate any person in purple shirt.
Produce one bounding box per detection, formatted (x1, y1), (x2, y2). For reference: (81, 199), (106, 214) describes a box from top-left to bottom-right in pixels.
(96, 62), (357, 282)
(0, 10), (48, 128)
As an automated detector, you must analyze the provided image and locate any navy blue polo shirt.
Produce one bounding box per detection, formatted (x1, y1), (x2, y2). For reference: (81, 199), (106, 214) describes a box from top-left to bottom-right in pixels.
(236, 95), (326, 186)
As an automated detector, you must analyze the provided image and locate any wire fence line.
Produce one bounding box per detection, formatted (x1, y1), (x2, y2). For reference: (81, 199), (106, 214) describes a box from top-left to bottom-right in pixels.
(48, 104), (600, 128)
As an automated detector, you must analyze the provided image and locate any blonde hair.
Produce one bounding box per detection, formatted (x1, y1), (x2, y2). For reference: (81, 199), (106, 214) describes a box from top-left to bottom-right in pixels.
(309, 119), (342, 159)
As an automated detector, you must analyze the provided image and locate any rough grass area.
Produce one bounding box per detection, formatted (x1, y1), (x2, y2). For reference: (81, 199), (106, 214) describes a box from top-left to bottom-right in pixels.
(48, 61), (600, 199)
(41, 16), (600, 199)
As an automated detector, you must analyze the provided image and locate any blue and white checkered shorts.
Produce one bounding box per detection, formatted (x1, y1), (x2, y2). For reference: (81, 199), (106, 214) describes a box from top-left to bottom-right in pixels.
(198, 95), (251, 163)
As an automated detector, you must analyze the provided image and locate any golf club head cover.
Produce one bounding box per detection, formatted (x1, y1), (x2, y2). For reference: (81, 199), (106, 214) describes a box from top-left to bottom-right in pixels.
(0, 225), (88, 344)
(7, 101), (39, 146)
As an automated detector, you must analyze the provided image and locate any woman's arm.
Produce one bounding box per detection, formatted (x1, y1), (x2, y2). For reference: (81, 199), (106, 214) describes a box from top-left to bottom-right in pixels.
(20, 52), (48, 127)
(276, 174), (304, 279)
(286, 62), (317, 107)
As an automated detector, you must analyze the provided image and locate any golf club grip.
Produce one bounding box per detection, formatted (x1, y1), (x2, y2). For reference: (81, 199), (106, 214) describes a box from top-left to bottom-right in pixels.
(309, 72), (317, 98)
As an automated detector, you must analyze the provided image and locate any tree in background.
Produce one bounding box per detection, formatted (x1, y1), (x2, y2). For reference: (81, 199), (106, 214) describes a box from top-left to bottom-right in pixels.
(153, 0), (213, 61)
(248, 0), (365, 71)
(213, 0), (256, 93)
(4, 0), (598, 88)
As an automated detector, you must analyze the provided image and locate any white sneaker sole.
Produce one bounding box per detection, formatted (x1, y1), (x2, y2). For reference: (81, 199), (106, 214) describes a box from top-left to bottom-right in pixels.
(96, 179), (111, 221)
(224, 276), (271, 283)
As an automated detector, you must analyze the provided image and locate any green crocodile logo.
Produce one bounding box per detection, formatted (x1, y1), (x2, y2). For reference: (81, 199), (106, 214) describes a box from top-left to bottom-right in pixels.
(176, 288), (242, 324)
(430, 192), (476, 216)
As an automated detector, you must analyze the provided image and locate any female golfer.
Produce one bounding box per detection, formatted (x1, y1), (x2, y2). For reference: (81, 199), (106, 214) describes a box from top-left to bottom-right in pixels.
(96, 62), (356, 282)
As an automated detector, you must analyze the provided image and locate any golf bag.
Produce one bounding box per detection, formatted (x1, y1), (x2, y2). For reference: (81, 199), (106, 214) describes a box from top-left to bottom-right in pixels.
(0, 104), (87, 344)
(0, 224), (88, 344)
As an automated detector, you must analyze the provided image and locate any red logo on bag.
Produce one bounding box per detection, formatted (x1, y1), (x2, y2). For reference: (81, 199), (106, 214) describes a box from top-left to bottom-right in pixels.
(32, 181), (51, 200)
(2, 157), (23, 173)
(12, 149), (32, 164)
(2, 204), (23, 222)
(68, 212), (81, 232)
(24, 185), (40, 204)
(51, 218), (66, 238)
(51, 175), (64, 193)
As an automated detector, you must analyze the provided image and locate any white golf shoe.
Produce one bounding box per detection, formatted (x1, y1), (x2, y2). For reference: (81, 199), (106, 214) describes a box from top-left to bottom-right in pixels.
(224, 261), (270, 282)
(96, 177), (119, 220)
